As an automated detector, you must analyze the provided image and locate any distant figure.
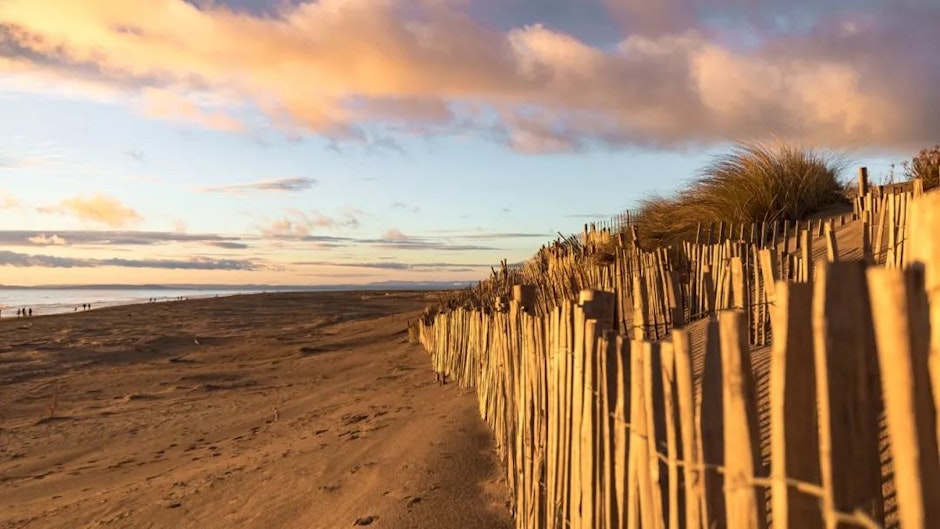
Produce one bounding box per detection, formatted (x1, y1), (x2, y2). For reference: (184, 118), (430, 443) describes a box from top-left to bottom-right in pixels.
(16, 308), (21, 317)
(28, 308), (32, 317)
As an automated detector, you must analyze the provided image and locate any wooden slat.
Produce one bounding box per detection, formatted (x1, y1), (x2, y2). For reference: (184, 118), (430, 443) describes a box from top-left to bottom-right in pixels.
(660, 342), (681, 529)
(719, 310), (767, 529)
(698, 318), (725, 529)
(643, 341), (666, 529)
(613, 337), (632, 529)
(867, 267), (940, 529)
(770, 281), (824, 529)
(824, 221), (838, 262)
(906, 189), (940, 453)
(812, 261), (885, 527)
(629, 339), (659, 529)
(672, 329), (703, 529)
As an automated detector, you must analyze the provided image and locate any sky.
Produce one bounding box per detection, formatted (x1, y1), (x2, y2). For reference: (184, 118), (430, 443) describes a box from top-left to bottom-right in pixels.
(0, 0), (936, 286)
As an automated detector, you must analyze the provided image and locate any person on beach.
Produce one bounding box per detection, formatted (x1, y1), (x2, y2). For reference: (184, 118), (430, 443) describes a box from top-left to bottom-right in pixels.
(16, 308), (20, 317)
(28, 308), (32, 317)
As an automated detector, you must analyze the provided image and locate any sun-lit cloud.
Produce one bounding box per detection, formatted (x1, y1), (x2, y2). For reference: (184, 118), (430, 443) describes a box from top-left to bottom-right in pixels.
(383, 228), (409, 241)
(259, 208), (361, 238)
(0, 0), (936, 151)
(139, 87), (245, 132)
(0, 154), (61, 169)
(0, 192), (19, 208)
(0, 250), (261, 270)
(199, 176), (318, 194)
(293, 260), (492, 273)
(37, 194), (142, 228)
(27, 234), (67, 245)
(0, 229), (247, 247)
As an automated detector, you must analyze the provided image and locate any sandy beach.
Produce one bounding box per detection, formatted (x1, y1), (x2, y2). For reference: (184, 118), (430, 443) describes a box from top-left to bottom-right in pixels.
(0, 292), (512, 529)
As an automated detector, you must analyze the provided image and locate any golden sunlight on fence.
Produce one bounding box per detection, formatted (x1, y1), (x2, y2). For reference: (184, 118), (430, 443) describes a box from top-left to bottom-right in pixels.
(415, 183), (939, 529)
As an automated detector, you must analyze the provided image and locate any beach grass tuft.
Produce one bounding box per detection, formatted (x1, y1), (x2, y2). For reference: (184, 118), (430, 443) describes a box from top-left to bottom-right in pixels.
(634, 140), (848, 247)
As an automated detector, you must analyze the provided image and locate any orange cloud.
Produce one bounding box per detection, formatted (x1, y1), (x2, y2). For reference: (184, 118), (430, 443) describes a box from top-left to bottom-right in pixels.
(0, 192), (19, 208)
(259, 209), (361, 238)
(38, 194), (143, 228)
(0, 0), (935, 150)
(140, 87), (245, 132)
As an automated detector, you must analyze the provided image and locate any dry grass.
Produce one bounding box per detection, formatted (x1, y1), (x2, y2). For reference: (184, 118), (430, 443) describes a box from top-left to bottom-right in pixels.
(634, 141), (848, 247)
(904, 144), (940, 190)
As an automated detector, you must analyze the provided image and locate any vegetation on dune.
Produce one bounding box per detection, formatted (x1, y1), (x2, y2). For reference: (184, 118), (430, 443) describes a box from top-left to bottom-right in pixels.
(634, 141), (848, 247)
(903, 144), (940, 190)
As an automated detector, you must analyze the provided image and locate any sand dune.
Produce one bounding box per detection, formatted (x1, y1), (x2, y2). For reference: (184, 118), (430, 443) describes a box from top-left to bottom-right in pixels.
(0, 292), (511, 529)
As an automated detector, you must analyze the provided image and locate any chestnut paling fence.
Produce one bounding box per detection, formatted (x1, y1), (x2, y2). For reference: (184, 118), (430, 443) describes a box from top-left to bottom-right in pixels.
(416, 182), (939, 528)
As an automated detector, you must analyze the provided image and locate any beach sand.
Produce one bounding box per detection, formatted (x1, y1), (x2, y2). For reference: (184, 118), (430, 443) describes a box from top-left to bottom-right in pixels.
(0, 292), (512, 529)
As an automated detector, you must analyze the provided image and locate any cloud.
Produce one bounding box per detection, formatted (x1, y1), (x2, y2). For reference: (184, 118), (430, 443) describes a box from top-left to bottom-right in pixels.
(0, 154), (59, 169)
(383, 228), (409, 241)
(0, 229), (246, 247)
(259, 208), (361, 238)
(208, 241), (249, 250)
(199, 176), (318, 194)
(0, 192), (19, 208)
(2, 1), (937, 151)
(27, 234), (67, 245)
(0, 250), (261, 270)
(139, 87), (245, 132)
(454, 232), (552, 240)
(38, 194), (142, 228)
(292, 260), (492, 273)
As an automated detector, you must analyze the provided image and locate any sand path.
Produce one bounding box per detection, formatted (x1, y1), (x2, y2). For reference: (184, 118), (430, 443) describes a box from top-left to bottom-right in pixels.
(0, 292), (511, 529)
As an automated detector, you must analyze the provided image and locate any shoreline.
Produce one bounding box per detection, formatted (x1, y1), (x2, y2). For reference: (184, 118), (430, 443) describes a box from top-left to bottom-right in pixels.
(0, 288), (449, 319)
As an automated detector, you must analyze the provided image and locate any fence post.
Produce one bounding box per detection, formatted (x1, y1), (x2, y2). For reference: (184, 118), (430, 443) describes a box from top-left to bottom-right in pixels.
(628, 339), (660, 529)
(719, 310), (766, 529)
(867, 267), (940, 529)
(907, 189), (940, 451)
(824, 221), (838, 262)
(858, 167), (869, 196)
(613, 336), (632, 529)
(698, 318), (725, 529)
(812, 261), (885, 527)
(770, 282), (823, 528)
(514, 284), (538, 313)
(672, 329), (703, 529)
(633, 275), (649, 341)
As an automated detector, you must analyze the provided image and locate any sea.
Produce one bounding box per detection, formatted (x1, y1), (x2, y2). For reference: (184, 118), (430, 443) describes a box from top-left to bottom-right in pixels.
(0, 287), (284, 318)
(0, 281), (465, 319)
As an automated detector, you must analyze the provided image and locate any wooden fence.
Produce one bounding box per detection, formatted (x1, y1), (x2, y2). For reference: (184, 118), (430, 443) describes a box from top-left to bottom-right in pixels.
(440, 168), (915, 352)
(416, 188), (940, 528)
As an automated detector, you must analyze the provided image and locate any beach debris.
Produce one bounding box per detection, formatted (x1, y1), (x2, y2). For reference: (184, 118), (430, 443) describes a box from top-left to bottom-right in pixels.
(341, 413), (368, 426)
(272, 407), (279, 422)
(47, 391), (58, 419)
(353, 515), (376, 526)
(193, 338), (200, 345)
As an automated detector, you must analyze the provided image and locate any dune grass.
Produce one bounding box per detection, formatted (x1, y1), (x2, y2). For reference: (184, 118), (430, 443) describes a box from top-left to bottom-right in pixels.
(634, 141), (848, 247)
(904, 145), (940, 190)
